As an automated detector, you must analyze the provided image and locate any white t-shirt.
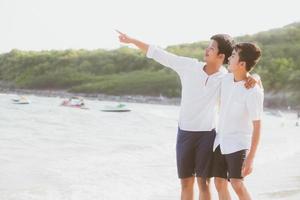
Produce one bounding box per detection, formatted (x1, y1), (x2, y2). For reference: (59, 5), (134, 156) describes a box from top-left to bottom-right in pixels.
(147, 45), (227, 131)
(213, 73), (264, 154)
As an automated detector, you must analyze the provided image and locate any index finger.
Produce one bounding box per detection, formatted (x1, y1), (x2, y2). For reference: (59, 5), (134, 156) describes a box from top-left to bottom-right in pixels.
(115, 29), (125, 35)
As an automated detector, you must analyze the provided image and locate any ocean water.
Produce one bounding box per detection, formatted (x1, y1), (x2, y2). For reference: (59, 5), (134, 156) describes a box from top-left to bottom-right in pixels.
(0, 93), (300, 200)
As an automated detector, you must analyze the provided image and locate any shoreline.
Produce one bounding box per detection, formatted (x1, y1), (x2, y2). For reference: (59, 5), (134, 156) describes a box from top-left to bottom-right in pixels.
(0, 88), (181, 105)
(1, 88), (299, 113)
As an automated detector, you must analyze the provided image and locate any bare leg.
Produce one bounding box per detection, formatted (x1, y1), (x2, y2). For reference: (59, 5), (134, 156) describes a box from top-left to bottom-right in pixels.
(180, 177), (195, 200)
(230, 179), (251, 200)
(214, 177), (231, 200)
(196, 177), (211, 200)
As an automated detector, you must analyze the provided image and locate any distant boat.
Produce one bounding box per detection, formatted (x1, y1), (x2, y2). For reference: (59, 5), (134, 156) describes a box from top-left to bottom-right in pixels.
(267, 110), (284, 117)
(101, 103), (131, 112)
(61, 96), (88, 109)
(12, 96), (30, 104)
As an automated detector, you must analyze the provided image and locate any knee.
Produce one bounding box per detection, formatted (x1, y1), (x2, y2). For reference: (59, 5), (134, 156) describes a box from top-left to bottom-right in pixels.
(230, 179), (244, 194)
(181, 178), (194, 191)
(197, 178), (210, 192)
(214, 178), (227, 192)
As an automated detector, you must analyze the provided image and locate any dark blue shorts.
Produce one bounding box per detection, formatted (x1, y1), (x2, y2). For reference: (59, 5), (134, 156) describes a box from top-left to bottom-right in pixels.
(176, 128), (216, 179)
(212, 145), (247, 179)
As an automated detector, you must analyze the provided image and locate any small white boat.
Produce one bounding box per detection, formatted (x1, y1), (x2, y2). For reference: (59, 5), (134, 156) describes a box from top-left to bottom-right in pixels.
(12, 96), (30, 104)
(267, 110), (284, 117)
(101, 103), (131, 112)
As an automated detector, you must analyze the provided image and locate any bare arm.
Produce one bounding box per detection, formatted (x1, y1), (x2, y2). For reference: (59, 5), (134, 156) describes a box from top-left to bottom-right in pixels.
(116, 30), (149, 54)
(116, 30), (198, 75)
(242, 120), (261, 177)
(248, 120), (261, 159)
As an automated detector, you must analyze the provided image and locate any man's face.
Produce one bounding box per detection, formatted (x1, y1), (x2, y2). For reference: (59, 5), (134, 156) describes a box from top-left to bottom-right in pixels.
(228, 49), (241, 72)
(203, 40), (220, 63)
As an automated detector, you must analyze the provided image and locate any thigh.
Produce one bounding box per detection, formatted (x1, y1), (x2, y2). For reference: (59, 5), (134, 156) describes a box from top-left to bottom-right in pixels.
(194, 130), (216, 178)
(211, 145), (228, 179)
(176, 129), (196, 178)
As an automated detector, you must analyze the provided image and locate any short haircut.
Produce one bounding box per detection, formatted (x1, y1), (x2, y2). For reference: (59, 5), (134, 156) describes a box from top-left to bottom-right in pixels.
(210, 34), (235, 64)
(234, 42), (262, 71)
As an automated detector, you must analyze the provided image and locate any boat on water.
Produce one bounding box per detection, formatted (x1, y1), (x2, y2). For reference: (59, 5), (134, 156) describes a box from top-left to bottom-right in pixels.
(266, 110), (284, 117)
(101, 103), (131, 112)
(61, 97), (88, 109)
(12, 96), (30, 104)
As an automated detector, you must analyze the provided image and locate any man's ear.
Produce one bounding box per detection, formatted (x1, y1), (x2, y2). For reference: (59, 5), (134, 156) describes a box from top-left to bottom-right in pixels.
(219, 53), (225, 62)
(239, 61), (247, 69)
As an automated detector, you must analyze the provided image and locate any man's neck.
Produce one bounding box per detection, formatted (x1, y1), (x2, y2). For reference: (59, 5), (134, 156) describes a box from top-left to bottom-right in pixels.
(233, 71), (248, 82)
(204, 63), (222, 75)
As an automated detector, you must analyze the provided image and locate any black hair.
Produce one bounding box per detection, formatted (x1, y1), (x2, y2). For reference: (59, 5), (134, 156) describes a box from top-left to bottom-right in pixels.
(234, 42), (262, 71)
(210, 34), (235, 64)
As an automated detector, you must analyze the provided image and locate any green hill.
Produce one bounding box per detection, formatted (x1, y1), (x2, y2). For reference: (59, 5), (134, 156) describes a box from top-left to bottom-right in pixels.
(1, 22), (300, 107)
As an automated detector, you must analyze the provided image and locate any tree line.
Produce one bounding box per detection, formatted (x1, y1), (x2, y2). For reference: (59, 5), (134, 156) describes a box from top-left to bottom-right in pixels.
(1, 22), (299, 107)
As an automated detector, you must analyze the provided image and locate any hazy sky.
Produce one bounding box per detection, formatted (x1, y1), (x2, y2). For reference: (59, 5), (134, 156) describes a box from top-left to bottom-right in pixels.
(0, 0), (299, 53)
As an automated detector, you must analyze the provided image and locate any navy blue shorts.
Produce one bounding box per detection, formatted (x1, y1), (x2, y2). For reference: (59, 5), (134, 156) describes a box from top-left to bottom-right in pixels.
(176, 128), (216, 179)
(212, 145), (247, 180)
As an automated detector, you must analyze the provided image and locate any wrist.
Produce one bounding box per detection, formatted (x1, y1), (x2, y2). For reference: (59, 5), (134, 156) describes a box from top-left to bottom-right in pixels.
(131, 38), (138, 44)
(247, 153), (255, 160)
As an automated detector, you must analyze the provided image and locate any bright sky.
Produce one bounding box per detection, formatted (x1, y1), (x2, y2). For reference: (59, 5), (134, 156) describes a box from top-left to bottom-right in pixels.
(0, 0), (299, 53)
